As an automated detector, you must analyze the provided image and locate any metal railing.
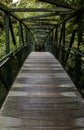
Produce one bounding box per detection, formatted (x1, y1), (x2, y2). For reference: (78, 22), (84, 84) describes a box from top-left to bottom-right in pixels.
(45, 11), (84, 97)
(0, 3), (35, 107)
(0, 2), (84, 108)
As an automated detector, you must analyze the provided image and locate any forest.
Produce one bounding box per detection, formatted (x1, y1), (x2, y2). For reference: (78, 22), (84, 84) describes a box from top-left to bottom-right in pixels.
(0, 0), (84, 107)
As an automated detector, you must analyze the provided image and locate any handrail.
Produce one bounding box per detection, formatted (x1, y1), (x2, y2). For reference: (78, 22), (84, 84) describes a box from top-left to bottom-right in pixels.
(60, 44), (84, 57)
(0, 2), (35, 92)
(44, 7), (84, 96)
(0, 45), (23, 63)
(0, 2), (84, 98)
(0, 58), (10, 68)
(0, 44), (30, 67)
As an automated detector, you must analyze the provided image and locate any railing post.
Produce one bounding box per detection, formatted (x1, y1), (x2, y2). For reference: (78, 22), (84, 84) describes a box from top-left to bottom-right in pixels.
(25, 27), (28, 44)
(55, 27), (58, 45)
(51, 30), (54, 44)
(5, 13), (10, 54)
(59, 25), (63, 45)
(61, 21), (65, 66)
(5, 13), (12, 89)
(75, 53), (81, 88)
(9, 18), (17, 46)
(45, 35), (48, 51)
(19, 21), (22, 45)
(52, 30), (54, 43)
(51, 30), (54, 53)
(75, 14), (82, 88)
(65, 30), (76, 66)
(77, 14), (82, 48)
(28, 32), (30, 44)
(47, 33), (50, 51)
(22, 25), (25, 45)
(19, 23), (24, 45)
(55, 27), (59, 58)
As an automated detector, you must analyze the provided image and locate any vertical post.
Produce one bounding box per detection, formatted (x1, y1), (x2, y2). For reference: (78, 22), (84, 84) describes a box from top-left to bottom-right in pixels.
(51, 31), (53, 43)
(62, 21), (65, 46)
(49, 32), (51, 51)
(19, 23), (24, 45)
(5, 13), (10, 54)
(28, 30), (30, 45)
(25, 27), (28, 44)
(61, 21), (65, 66)
(52, 30), (54, 54)
(21, 25), (24, 45)
(19, 21), (22, 45)
(48, 33), (50, 51)
(75, 14), (82, 87)
(55, 27), (58, 45)
(5, 13), (12, 88)
(17, 22), (23, 67)
(55, 27), (59, 58)
(29, 32), (32, 51)
(29, 32), (31, 44)
(9, 18), (17, 46)
(49, 32), (51, 43)
(28, 31), (31, 51)
(65, 30), (76, 66)
(77, 14), (82, 48)
(0, 70), (8, 90)
(59, 25), (63, 45)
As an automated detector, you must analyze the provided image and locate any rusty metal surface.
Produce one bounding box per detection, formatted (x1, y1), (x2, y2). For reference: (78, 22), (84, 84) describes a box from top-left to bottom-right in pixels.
(0, 52), (84, 130)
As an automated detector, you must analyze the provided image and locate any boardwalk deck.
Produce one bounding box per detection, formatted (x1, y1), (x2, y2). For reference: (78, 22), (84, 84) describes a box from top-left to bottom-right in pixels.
(0, 52), (84, 130)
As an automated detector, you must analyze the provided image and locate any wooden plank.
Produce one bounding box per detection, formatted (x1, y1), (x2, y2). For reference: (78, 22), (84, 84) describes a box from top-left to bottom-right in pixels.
(0, 52), (84, 129)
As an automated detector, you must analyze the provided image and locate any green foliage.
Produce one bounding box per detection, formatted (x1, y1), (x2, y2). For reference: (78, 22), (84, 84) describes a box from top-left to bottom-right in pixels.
(0, 11), (6, 59)
(1, 0), (13, 7)
(0, 34), (6, 58)
(57, 0), (84, 7)
(80, 45), (84, 53)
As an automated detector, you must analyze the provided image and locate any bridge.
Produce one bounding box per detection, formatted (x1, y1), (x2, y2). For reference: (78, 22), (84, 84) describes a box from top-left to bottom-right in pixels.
(0, 1), (84, 129)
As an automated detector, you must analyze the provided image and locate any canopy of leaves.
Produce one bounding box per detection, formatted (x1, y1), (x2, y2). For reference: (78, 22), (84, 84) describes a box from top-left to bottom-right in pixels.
(62, 0), (84, 7)
(1, 0), (13, 7)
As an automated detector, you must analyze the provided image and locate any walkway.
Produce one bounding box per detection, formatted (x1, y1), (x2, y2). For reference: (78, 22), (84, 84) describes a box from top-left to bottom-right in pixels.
(0, 52), (84, 130)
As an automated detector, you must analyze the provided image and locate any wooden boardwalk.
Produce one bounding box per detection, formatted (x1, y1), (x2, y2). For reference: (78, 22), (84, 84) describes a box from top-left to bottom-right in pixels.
(0, 52), (84, 130)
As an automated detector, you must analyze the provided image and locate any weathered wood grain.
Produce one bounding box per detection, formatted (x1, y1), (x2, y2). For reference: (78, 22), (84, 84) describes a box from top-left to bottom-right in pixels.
(0, 52), (84, 130)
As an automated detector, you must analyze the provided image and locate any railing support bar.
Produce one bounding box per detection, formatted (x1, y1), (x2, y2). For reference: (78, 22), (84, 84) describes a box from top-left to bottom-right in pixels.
(5, 13), (10, 54)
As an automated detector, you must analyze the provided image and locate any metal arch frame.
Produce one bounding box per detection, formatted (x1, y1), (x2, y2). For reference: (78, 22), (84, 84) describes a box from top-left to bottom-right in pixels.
(9, 8), (73, 12)
(0, 2), (35, 89)
(21, 11), (74, 21)
(0, 1), (84, 92)
(37, 0), (78, 10)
